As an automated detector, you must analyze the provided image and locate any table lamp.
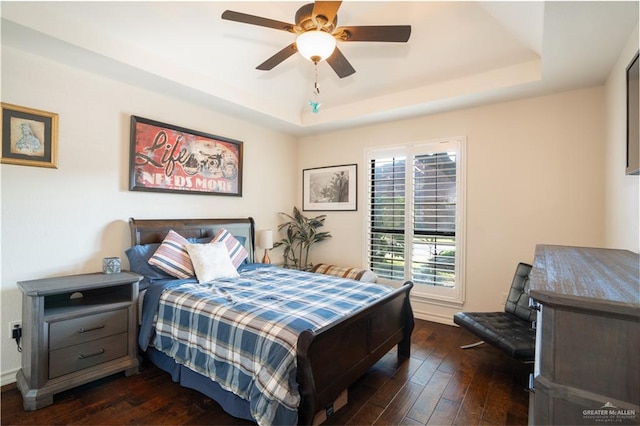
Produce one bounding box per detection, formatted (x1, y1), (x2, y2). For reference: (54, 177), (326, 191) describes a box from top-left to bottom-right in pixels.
(257, 229), (273, 264)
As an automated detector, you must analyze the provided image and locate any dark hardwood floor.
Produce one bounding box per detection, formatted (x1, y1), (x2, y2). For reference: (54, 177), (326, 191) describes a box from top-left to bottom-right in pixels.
(1, 320), (531, 425)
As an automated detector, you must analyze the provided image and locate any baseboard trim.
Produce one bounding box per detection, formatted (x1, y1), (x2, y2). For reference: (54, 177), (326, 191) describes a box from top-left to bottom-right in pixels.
(413, 309), (455, 326)
(1, 368), (18, 387)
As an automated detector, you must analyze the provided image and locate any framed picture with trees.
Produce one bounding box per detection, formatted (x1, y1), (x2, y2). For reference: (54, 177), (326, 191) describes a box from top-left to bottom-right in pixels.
(302, 163), (357, 211)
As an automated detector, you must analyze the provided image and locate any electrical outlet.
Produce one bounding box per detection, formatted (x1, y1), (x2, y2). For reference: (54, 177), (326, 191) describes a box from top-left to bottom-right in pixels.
(9, 321), (21, 336)
(499, 292), (508, 305)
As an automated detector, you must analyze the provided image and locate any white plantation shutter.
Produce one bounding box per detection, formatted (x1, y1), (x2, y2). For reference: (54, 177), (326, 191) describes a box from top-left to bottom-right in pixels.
(412, 152), (457, 287)
(369, 156), (406, 280)
(366, 138), (466, 304)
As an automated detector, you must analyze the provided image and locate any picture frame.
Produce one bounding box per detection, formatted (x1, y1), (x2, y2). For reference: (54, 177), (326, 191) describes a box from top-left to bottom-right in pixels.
(303, 164), (357, 211)
(1, 103), (58, 168)
(129, 115), (243, 196)
(626, 51), (639, 175)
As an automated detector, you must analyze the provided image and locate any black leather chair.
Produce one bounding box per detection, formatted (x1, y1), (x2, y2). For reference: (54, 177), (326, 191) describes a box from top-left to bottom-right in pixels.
(453, 262), (536, 362)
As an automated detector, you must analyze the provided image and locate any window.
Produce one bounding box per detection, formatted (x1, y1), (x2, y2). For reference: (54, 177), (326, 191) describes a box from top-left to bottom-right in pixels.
(366, 138), (465, 304)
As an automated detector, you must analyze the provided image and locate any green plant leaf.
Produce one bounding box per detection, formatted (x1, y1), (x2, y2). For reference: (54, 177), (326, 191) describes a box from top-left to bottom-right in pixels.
(273, 206), (332, 269)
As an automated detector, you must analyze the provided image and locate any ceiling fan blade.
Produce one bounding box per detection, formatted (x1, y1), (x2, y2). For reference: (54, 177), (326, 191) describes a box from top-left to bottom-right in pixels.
(256, 43), (298, 71)
(222, 10), (295, 32)
(326, 47), (355, 79)
(335, 25), (411, 42)
(312, 1), (342, 26)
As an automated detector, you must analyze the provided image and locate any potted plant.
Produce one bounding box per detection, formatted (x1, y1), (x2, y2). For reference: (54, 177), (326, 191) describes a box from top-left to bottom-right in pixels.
(273, 207), (331, 270)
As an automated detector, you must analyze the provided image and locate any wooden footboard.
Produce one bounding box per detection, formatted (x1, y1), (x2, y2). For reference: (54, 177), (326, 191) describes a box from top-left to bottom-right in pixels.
(296, 281), (414, 425)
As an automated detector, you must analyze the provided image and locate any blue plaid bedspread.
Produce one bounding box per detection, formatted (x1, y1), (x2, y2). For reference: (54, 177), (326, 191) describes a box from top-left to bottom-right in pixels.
(151, 265), (392, 425)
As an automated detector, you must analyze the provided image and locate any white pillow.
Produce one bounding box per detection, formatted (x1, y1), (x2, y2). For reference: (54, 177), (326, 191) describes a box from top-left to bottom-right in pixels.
(360, 270), (378, 283)
(185, 242), (240, 283)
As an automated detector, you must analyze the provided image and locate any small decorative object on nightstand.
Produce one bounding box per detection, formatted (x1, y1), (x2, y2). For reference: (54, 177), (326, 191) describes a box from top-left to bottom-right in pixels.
(16, 271), (141, 410)
(102, 257), (121, 274)
(257, 229), (273, 264)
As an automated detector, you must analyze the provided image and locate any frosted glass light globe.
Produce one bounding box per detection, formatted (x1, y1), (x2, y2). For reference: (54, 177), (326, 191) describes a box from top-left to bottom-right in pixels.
(296, 31), (337, 62)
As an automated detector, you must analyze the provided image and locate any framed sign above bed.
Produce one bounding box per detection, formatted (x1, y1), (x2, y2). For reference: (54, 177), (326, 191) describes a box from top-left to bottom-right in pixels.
(129, 116), (243, 196)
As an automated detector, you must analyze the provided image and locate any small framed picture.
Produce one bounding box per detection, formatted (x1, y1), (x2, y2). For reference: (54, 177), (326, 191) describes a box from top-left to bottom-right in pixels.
(1, 103), (58, 168)
(303, 164), (357, 211)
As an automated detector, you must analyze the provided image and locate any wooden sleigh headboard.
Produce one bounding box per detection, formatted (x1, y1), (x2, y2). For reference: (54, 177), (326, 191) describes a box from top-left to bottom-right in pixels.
(128, 217), (256, 263)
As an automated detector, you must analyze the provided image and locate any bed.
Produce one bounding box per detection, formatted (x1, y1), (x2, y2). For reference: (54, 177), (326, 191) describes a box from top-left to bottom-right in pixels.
(128, 217), (414, 425)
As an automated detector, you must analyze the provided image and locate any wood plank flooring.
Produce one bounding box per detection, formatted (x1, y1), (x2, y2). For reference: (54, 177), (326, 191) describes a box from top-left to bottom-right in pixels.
(1, 320), (531, 425)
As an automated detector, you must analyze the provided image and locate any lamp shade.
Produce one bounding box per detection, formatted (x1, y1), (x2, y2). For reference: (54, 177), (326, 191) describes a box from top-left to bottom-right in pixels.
(257, 229), (274, 249)
(296, 30), (336, 62)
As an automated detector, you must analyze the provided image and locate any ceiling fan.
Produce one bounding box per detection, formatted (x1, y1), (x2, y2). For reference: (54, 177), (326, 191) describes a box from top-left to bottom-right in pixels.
(221, 1), (411, 78)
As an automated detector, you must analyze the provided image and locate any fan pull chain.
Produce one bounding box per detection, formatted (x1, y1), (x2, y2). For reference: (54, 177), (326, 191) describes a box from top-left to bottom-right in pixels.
(308, 61), (321, 113)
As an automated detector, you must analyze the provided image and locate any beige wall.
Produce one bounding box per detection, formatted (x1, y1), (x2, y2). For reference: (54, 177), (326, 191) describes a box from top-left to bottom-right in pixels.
(0, 47), (298, 384)
(604, 24), (639, 252)
(4, 26), (636, 384)
(298, 87), (607, 323)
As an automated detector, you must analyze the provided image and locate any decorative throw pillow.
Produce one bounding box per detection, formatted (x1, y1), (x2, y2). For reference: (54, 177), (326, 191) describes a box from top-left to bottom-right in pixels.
(185, 242), (240, 283)
(312, 263), (378, 283)
(212, 228), (249, 269)
(148, 230), (194, 279)
(125, 243), (174, 290)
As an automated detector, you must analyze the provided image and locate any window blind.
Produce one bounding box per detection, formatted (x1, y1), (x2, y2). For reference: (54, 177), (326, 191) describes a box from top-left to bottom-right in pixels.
(412, 152), (457, 287)
(369, 156), (406, 280)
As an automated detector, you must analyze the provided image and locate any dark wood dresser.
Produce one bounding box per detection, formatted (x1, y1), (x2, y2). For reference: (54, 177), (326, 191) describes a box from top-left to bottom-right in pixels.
(528, 245), (639, 425)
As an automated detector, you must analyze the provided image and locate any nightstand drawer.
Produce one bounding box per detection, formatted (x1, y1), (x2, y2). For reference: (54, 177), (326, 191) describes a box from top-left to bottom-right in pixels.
(49, 309), (128, 350)
(49, 332), (128, 379)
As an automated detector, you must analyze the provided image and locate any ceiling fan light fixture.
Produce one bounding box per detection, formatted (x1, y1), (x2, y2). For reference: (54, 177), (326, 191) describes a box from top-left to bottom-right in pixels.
(296, 30), (336, 62)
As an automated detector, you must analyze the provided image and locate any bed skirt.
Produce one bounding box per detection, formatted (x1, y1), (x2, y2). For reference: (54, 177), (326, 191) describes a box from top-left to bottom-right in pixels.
(144, 347), (255, 422)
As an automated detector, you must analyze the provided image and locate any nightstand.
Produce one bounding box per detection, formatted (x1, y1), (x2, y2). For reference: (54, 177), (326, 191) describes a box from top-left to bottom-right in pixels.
(16, 271), (141, 410)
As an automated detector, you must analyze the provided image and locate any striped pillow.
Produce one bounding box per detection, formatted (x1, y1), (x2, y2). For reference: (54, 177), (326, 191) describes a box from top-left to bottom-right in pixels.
(148, 230), (194, 278)
(212, 228), (249, 269)
(312, 263), (377, 282)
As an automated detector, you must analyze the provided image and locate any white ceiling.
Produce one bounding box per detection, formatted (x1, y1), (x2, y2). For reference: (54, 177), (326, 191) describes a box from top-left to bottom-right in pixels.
(1, 1), (638, 136)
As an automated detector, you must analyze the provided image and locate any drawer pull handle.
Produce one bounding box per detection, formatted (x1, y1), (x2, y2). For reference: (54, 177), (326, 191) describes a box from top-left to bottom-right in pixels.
(78, 349), (105, 360)
(78, 324), (105, 333)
